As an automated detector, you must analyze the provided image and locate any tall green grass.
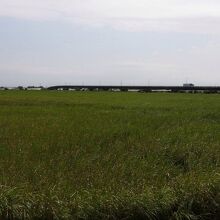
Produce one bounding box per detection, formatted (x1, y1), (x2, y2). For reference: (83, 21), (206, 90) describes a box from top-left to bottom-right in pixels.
(0, 91), (219, 219)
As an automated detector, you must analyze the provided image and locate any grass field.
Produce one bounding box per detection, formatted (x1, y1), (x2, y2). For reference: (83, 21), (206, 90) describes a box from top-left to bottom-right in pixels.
(0, 91), (219, 219)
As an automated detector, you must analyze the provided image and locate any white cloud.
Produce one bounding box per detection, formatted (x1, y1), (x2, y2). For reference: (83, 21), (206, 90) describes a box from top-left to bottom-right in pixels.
(1, 0), (220, 33)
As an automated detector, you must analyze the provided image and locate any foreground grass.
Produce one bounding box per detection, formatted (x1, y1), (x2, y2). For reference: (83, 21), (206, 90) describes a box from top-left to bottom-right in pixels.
(0, 91), (219, 219)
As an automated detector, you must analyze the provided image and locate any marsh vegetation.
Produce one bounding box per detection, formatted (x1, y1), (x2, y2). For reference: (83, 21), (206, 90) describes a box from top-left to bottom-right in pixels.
(0, 91), (219, 219)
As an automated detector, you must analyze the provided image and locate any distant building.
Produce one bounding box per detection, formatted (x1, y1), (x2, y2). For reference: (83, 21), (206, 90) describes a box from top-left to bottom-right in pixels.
(7, 87), (16, 90)
(183, 83), (194, 87)
(26, 86), (44, 91)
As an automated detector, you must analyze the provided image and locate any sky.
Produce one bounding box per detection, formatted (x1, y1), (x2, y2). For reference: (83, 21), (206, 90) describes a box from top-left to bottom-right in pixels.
(1, 0), (220, 86)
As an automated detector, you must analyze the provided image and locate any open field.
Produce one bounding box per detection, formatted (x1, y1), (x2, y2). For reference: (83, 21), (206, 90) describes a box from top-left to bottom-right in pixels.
(0, 91), (219, 219)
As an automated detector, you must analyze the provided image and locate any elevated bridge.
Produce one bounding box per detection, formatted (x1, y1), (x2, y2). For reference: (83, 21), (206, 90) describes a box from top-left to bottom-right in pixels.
(47, 85), (220, 93)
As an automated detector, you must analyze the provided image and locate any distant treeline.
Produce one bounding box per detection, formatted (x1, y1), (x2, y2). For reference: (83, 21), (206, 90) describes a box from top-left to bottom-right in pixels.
(0, 86), (45, 91)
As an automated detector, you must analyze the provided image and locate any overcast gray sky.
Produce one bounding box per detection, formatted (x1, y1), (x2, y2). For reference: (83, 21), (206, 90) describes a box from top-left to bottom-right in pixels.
(1, 0), (220, 86)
